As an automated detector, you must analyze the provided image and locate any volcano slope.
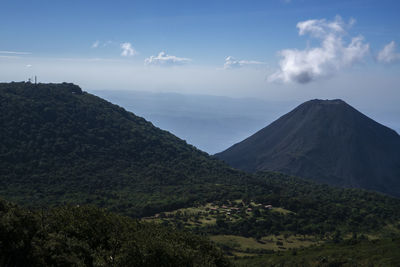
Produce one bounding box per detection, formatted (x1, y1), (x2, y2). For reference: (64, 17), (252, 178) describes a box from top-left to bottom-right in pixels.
(216, 99), (400, 197)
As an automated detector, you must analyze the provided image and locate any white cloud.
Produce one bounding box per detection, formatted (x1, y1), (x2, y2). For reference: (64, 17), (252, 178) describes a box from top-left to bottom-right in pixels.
(91, 41), (100, 48)
(269, 16), (369, 84)
(91, 40), (114, 49)
(144, 51), (191, 66)
(377, 41), (400, 64)
(223, 56), (265, 69)
(26, 64), (32, 68)
(297, 17), (345, 38)
(120, 42), (137, 57)
(0, 50), (31, 55)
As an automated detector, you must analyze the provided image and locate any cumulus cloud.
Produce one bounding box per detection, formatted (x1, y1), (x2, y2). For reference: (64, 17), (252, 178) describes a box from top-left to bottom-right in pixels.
(120, 42), (137, 57)
(223, 56), (265, 69)
(144, 51), (191, 66)
(269, 16), (369, 84)
(377, 41), (400, 64)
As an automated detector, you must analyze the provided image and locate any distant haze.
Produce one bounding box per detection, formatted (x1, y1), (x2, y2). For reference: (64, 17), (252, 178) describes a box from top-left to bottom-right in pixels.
(91, 90), (400, 154)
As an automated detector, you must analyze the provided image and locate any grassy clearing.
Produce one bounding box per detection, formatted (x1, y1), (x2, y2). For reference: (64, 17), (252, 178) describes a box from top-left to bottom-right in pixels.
(141, 199), (289, 228)
(210, 234), (322, 257)
(199, 217), (217, 225)
(270, 207), (293, 215)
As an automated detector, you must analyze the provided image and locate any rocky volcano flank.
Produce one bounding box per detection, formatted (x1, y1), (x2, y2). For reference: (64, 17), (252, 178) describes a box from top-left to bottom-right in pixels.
(216, 99), (400, 197)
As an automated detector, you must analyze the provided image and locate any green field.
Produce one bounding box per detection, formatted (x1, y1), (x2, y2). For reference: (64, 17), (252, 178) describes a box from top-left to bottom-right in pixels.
(235, 237), (400, 266)
(210, 234), (322, 257)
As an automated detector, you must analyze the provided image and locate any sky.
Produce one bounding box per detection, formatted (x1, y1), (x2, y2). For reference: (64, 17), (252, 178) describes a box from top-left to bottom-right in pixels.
(1, 0), (400, 151)
(1, 0), (400, 92)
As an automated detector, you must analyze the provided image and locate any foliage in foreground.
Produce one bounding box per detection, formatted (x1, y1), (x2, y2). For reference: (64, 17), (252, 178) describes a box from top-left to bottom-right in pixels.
(0, 198), (230, 267)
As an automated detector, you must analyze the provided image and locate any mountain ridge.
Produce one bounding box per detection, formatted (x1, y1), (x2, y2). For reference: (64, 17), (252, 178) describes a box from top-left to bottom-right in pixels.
(0, 82), (250, 217)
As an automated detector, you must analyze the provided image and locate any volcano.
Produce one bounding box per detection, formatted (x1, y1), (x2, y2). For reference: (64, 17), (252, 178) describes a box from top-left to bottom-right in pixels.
(215, 99), (400, 197)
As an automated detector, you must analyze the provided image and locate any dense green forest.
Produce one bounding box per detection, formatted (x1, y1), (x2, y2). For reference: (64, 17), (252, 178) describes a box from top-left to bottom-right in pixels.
(0, 82), (250, 217)
(0, 197), (229, 266)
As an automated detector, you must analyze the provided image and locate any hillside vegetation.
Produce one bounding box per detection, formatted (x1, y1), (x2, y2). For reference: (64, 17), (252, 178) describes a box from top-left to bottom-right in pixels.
(145, 172), (400, 243)
(0, 82), (249, 217)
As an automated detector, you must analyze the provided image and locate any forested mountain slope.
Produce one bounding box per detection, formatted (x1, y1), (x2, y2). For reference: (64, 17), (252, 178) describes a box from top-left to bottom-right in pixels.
(0, 82), (248, 217)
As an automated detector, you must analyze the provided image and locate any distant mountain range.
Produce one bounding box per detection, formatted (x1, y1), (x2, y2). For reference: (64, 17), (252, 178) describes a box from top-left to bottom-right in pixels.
(216, 99), (400, 197)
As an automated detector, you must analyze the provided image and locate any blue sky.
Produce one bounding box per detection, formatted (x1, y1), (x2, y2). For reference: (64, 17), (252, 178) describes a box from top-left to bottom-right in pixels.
(1, 0), (400, 103)
(2, 0), (399, 62)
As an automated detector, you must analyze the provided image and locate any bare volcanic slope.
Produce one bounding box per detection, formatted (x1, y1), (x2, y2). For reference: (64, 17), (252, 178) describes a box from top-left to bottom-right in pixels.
(215, 99), (400, 197)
